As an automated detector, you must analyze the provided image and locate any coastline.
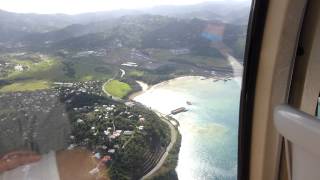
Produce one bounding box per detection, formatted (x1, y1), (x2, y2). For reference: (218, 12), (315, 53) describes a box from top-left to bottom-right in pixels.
(129, 75), (240, 179)
(128, 76), (218, 100)
(128, 81), (150, 100)
(130, 75), (213, 179)
(141, 110), (179, 180)
(129, 78), (185, 180)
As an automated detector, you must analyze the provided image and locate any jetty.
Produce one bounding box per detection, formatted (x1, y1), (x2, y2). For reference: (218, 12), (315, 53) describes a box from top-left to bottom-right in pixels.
(171, 107), (188, 115)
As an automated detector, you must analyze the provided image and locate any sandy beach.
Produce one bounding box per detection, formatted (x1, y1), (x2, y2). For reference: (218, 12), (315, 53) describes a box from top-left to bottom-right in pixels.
(129, 76), (218, 100)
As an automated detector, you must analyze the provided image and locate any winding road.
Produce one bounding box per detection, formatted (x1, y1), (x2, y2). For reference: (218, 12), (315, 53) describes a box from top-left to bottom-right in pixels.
(141, 111), (177, 180)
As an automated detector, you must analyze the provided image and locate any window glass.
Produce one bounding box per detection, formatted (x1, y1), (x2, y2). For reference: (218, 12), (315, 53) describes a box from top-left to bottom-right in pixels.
(0, 0), (252, 179)
(317, 97), (320, 118)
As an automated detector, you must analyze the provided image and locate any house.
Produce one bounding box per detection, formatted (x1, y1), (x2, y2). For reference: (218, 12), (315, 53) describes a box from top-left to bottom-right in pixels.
(108, 149), (115, 154)
(94, 153), (101, 159)
(109, 135), (117, 139)
(125, 101), (135, 107)
(115, 130), (122, 134)
(170, 48), (190, 55)
(104, 130), (110, 136)
(101, 155), (112, 163)
(77, 119), (84, 123)
(123, 131), (134, 135)
(67, 144), (76, 150)
(113, 130), (122, 137)
(139, 118), (145, 122)
(14, 64), (24, 71)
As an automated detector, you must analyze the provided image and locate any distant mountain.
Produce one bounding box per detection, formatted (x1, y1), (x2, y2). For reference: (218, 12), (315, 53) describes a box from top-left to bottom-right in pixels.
(50, 15), (182, 50)
(15, 13), (244, 60)
(0, 10), (73, 42)
(0, 10), (72, 32)
(11, 15), (211, 52)
(0, 1), (251, 43)
(0, 9), (145, 43)
(0, 1), (249, 59)
(69, 1), (251, 24)
(19, 18), (120, 46)
(144, 1), (250, 23)
(72, 9), (142, 23)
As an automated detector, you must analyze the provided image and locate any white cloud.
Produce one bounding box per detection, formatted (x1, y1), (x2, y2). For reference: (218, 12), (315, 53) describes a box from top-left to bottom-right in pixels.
(0, 0), (249, 14)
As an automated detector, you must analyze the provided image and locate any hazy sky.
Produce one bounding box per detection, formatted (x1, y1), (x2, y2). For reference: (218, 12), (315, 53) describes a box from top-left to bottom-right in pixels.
(0, 0), (249, 14)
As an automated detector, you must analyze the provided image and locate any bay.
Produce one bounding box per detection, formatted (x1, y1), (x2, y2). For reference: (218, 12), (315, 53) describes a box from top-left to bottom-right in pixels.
(134, 76), (241, 180)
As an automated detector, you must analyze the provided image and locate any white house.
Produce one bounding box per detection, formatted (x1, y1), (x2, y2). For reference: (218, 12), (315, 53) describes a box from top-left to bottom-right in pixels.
(123, 131), (134, 135)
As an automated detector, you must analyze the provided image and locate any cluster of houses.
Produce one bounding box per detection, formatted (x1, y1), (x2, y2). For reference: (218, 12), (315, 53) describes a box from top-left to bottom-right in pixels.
(0, 90), (62, 115)
(0, 90), (71, 154)
(55, 80), (104, 97)
(72, 49), (107, 58)
(0, 61), (15, 77)
(170, 48), (190, 55)
(68, 102), (146, 160)
(0, 69), (150, 159)
(130, 48), (152, 61)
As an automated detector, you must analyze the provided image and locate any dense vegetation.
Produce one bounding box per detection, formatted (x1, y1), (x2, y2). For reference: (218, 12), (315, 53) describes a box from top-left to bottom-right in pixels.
(148, 129), (182, 180)
(109, 105), (171, 180)
(58, 90), (171, 180)
(223, 24), (248, 59)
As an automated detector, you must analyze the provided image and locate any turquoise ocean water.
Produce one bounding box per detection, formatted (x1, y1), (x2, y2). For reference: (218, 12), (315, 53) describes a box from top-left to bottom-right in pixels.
(134, 76), (241, 180)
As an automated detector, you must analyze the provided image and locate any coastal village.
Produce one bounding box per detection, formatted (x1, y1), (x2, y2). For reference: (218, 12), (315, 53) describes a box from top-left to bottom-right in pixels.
(0, 48), (238, 179)
(0, 77), (174, 179)
(0, 10), (245, 179)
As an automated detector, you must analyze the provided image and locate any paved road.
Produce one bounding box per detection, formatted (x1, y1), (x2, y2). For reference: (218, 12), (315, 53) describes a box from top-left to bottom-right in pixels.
(120, 69), (125, 78)
(141, 112), (177, 180)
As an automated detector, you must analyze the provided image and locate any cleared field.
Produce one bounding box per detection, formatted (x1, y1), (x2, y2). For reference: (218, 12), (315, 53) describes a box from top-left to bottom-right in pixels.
(129, 70), (144, 77)
(103, 80), (132, 98)
(8, 58), (57, 78)
(4, 56), (116, 82)
(0, 80), (50, 93)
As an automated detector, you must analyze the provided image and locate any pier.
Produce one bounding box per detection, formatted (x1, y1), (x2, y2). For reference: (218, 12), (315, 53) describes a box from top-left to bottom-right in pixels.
(170, 107), (188, 115)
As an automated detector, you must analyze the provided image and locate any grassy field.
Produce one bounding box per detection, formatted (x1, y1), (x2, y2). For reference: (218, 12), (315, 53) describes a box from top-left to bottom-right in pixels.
(3, 55), (116, 82)
(3, 57), (68, 82)
(103, 80), (132, 98)
(0, 80), (50, 93)
(8, 58), (57, 78)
